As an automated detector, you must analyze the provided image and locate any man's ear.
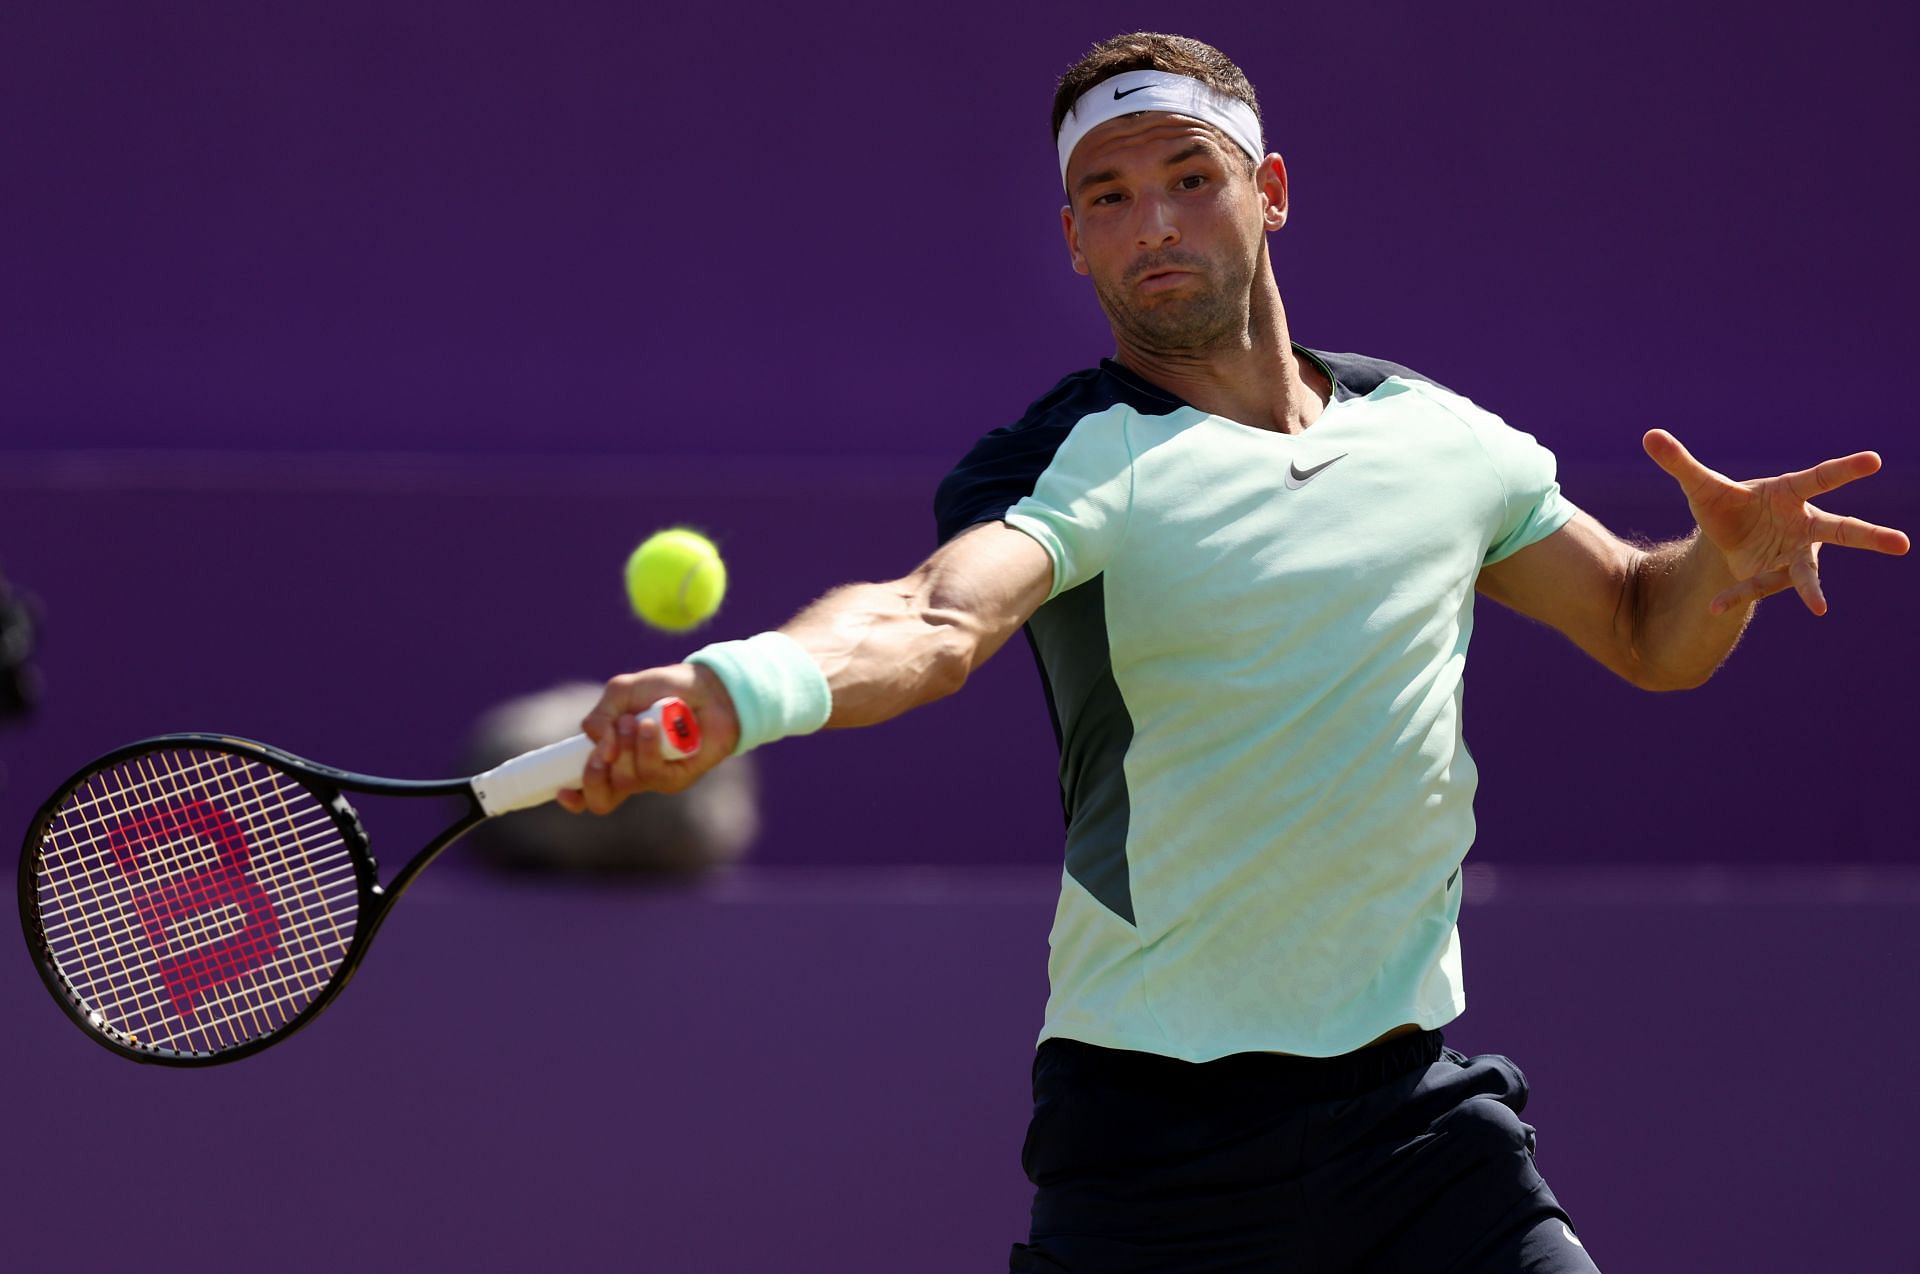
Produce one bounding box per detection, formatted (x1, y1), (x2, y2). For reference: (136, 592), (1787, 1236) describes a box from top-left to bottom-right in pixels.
(1061, 204), (1090, 276)
(1258, 154), (1290, 231)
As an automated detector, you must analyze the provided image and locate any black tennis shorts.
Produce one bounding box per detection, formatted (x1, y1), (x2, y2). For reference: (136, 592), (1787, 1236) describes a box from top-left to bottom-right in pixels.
(1009, 1031), (1601, 1273)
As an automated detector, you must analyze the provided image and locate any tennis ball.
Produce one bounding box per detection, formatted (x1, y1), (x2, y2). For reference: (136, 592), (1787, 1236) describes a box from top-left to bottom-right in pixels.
(625, 529), (727, 632)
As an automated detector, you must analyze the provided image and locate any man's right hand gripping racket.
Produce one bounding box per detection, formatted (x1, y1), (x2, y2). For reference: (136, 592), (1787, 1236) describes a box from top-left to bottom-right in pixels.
(18, 698), (700, 1066)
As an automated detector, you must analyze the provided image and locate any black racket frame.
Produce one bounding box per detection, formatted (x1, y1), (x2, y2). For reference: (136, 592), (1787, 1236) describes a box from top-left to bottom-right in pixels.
(19, 733), (487, 1067)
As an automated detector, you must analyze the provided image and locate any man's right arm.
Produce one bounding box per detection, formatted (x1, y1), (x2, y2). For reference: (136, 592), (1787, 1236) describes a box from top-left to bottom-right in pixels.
(558, 521), (1053, 814)
(783, 520), (1055, 728)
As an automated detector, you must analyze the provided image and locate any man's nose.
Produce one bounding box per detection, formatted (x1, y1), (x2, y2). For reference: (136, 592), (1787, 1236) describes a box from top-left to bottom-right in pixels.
(1135, 194), (1180, 249)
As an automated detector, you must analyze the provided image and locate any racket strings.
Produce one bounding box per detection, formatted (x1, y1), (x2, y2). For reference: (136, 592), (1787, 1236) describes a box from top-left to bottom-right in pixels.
(31, 747), (362, 1056)
(39, 750), (354, 1054)
(35, 805), (346, 946)
(40, 752), (341, 990)
(33, 752), (310, 1053)
(38, 851), (351, 943)
(89, 750), (357, 1052)
(40, 855), (358, 1027)
(47, 758), (342, 857)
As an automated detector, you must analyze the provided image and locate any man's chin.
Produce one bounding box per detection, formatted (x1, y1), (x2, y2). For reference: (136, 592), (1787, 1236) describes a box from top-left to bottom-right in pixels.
(1121, 305), (1236, 352)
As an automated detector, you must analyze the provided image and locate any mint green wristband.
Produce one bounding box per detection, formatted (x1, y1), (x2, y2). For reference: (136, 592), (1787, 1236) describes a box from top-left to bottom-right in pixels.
(685, 632), (833, 755)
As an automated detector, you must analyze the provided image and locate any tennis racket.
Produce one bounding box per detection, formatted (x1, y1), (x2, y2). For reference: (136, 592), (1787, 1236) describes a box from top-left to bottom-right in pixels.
(19, 697), (700, 1066)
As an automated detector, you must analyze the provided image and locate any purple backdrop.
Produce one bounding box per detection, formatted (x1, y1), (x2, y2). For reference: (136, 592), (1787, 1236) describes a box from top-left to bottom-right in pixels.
(3, 3), (1917, 1270)
(5, 1), (1917, 468)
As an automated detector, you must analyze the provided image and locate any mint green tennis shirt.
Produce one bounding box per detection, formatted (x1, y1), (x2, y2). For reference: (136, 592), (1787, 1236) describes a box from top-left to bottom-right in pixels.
(934, 350), (1577, 1061)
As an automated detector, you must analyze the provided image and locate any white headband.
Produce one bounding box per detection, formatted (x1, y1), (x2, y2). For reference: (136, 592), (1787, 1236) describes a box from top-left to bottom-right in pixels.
(1055, 69), (1265, 190)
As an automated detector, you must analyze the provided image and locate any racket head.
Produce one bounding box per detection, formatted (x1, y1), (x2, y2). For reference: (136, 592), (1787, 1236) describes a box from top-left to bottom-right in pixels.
(19, 735), (380, 1066)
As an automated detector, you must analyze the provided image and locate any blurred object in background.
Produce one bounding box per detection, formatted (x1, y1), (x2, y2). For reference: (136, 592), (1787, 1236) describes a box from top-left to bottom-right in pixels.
(462, 682), (758, 877)
(0, 566), (42, 724)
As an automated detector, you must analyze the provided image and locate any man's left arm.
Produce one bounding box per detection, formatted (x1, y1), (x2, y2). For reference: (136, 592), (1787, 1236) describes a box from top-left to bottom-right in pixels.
(1476, 429), (1909, 691)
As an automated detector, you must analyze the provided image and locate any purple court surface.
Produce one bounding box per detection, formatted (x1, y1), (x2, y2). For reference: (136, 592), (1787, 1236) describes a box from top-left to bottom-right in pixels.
(3, 864), (1916, 1272)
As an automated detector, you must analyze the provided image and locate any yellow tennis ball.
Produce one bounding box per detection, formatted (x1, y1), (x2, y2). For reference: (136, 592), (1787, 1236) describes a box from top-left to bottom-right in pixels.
(624, 529), (727, 632)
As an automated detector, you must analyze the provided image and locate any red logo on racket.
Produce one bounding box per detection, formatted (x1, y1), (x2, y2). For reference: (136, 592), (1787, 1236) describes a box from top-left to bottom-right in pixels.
(658, 698), (701, 756)
(106, 799), (283, 1019)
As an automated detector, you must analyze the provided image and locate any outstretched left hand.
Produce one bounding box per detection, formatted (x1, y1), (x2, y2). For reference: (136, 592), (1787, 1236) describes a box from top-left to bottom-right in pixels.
(1643, 429), (1909, 616)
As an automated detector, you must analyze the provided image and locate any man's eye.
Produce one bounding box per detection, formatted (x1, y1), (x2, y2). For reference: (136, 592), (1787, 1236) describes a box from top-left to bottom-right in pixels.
(1177, 174), (1207, 191)
(1092, 191), (1125, 206)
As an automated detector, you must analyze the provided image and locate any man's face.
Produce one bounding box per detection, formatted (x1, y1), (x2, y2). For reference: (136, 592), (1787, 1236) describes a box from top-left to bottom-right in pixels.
(1061, 113), (1286, 353)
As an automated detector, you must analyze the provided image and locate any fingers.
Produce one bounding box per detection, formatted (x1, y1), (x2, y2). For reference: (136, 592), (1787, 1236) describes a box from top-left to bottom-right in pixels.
(580, 669), (683, 764)
(1709, 568), (1789, 615)
(1643, 429), (1733, 499)
(1788, 543), (1827, 616)
(575, 723), (670, 815)
(1806, 505), (1912, 556)
(1786, 451), (1881, 501)
(1711, 546), (1832, 616)
(570, 662), (739, 816)
(576, 748), (618, 815)
(580, 673), (642, 755)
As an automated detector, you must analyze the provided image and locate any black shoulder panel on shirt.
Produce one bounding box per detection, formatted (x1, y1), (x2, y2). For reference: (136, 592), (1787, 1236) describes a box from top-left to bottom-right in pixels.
(1304, 347), (1452, 398)
(932, 364), (1183, 546)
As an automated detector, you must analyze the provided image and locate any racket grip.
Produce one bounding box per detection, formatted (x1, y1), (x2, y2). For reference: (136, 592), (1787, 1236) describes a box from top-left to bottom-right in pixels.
(470, 697), (701, 816)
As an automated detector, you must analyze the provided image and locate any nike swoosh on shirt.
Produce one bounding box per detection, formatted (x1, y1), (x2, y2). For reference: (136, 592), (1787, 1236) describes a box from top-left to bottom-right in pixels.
(1113, 84), (1156, 99)
(1282, 453), (1348, 490)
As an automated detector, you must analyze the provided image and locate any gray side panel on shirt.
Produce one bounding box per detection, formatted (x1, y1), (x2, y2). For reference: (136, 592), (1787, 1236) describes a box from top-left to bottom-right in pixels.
(1027, 575), (1135, 926)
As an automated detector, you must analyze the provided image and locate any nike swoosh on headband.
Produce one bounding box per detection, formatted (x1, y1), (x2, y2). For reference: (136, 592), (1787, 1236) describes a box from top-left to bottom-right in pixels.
(1113, 83), (1156, 99)
(1283, 454), (1348, 489)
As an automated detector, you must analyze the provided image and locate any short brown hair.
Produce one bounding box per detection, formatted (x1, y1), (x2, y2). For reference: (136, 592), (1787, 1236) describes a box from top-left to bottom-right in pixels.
(1051, 32), (1261, 140)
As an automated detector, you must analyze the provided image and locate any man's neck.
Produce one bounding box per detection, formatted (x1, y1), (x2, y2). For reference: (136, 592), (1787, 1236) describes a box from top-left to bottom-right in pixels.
(1111, 277), (1329, 434)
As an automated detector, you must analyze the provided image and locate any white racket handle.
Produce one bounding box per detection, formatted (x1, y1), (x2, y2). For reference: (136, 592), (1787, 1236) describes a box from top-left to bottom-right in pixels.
(469, 697), (700, 816)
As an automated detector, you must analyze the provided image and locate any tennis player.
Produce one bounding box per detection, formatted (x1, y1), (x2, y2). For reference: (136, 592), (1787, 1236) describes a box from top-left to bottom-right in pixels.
(561, 33), (1908, 1271)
